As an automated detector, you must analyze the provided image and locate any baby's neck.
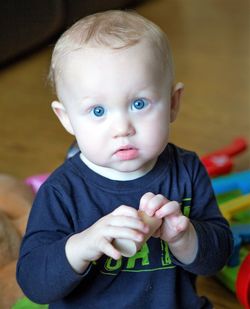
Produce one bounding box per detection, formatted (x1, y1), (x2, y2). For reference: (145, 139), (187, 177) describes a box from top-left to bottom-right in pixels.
(80, 153), (156, 181)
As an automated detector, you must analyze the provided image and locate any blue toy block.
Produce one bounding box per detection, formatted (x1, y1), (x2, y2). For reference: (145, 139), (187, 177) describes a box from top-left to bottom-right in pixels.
(212, 170), (250, 195)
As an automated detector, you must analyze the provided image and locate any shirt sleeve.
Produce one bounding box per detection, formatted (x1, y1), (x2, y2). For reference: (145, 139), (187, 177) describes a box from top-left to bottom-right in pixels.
(16, 182), (90, 304)
(170, 154), (233, 275)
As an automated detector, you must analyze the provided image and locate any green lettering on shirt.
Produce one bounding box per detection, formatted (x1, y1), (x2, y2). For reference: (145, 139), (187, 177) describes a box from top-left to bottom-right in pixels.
(105, 257), (122, 271)
(126, 243), (150, 269)
(161, 240), (172, 266)
(183, 205), (191, 217)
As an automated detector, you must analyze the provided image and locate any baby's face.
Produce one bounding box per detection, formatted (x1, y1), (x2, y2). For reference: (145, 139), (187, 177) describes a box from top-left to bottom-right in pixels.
(56, 40), (173, 173)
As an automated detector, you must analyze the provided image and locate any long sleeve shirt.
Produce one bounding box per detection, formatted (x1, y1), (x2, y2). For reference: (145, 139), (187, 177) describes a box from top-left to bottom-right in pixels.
(17, 144), (233, 308)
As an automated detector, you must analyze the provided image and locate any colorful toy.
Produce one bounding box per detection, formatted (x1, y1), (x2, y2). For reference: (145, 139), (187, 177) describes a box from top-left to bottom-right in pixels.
(203, 138), (249, 308)
(214, 168), (250, 308)
(201, 137), (248, 177)
(236, 252), (250, 309)
(12, 298), (48, 309)
(217, 247), (249, 293)
(212, 170), (250, 195)
(216, 219), (250, 308)
(219, 194), (250, 222)
(25, 174), (49, 194)
(233, 209), (250, 224)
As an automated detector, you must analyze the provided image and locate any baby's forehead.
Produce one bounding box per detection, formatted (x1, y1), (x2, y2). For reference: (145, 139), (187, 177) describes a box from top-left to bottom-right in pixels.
(52, 36), (172, 97)
(55, 44), (171, 105)
(61, 38), (162, 69)
(59, 42), (164, 84)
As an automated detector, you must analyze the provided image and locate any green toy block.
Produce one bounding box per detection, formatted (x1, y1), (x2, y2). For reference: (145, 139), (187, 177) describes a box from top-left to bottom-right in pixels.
(232, 209), (250, 223)
(12, 297), (48, 309)
(216, 247), (249, 293)
(216, 189), (242, 204)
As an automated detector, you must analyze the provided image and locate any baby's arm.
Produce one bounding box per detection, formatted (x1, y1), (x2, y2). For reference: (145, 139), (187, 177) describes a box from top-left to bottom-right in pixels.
(65, 205), (149, 274)
(17, 185), (148, 303)
(139, 192), (198, 264)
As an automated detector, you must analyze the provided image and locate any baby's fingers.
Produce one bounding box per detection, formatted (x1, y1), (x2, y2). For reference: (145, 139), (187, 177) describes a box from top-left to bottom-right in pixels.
(112, 205), (139, 218)
(155, 201), (180, 218)
(105, 225), (144, 243)
(101, 239), (122, 260)
(174, 215), (189, 233)
(109, 214), (148, 234)
(139, 192), (155, 211)
(140, 194), (169, 216)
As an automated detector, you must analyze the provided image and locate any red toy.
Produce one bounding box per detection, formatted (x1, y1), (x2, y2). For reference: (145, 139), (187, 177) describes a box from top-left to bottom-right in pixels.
(201, 138), (248, 177)
(236, 253), (250, 309)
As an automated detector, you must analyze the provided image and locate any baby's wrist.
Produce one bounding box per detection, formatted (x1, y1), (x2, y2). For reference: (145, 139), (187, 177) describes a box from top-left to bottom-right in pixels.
(171, 222), (195, 245)
(167, 223), (198, 264)
(65, 233), (92, 274)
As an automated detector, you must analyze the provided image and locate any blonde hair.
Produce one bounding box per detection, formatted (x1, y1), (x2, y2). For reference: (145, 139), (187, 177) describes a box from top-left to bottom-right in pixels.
(49, 10), (174, 91)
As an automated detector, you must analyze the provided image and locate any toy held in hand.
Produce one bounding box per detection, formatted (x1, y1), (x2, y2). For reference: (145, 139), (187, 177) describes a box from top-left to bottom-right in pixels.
(113, 210), (162, 257)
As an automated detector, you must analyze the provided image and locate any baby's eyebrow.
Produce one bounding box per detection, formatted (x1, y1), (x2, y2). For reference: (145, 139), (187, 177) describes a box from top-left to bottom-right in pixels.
(79, 95), (99, 104)
(135, 87), (159, 98)
(80, 95), (92, 101)
(80, 91), (106, 100)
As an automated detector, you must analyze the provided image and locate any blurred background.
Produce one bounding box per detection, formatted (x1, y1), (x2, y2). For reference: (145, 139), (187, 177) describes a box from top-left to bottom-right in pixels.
(0, 0), (249, 308)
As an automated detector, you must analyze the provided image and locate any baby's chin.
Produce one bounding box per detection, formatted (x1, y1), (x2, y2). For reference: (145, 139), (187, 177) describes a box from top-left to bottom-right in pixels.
(105, 166), (149, 181)
(107, 159), (157, 178)
(108, 160), (147, 173)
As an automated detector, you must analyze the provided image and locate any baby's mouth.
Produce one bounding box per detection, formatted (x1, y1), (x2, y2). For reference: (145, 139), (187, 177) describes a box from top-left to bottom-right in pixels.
(115, 146), (139, 160)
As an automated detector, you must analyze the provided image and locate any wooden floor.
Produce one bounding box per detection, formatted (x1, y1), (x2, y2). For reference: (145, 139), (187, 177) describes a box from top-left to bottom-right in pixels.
(0, 0), (249, 308)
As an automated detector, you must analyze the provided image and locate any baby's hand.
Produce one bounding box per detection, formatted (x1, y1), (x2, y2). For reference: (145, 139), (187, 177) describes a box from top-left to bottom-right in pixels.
(139, 192), (189, 244)
(65, 205), (148, 273)
(139, 192), (198, 264)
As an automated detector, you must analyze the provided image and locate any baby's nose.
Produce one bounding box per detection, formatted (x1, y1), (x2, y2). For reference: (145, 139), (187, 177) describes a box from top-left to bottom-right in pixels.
(112, 117), (135, 138)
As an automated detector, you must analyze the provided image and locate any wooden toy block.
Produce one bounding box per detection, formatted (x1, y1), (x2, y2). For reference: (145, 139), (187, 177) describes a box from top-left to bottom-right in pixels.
(113, 211), (162, 257)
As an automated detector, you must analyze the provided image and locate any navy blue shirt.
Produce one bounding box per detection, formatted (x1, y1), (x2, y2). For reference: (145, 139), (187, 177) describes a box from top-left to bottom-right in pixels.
(17, 144), (233, 308)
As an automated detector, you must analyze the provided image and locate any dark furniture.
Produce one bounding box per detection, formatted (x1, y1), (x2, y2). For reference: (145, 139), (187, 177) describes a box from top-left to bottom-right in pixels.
(0, 0), (145, 66)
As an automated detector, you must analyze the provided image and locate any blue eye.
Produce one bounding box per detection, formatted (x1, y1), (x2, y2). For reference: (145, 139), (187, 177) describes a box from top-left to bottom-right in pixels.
(131, 98), (148, 110)
(92, 106), (105, 117)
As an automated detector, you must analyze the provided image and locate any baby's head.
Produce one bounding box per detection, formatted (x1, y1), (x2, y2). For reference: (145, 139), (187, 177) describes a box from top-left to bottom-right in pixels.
(49, 10), (174, 94)
(49, 10), (183, 175)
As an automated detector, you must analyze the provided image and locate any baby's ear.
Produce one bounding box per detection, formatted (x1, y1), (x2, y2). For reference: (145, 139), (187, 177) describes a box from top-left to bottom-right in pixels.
(51, 101), (74, 135)
(170, 82), (184, 122)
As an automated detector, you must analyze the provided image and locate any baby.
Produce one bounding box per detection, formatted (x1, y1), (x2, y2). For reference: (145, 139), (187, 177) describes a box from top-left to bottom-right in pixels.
(17, 10), (233, 308)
